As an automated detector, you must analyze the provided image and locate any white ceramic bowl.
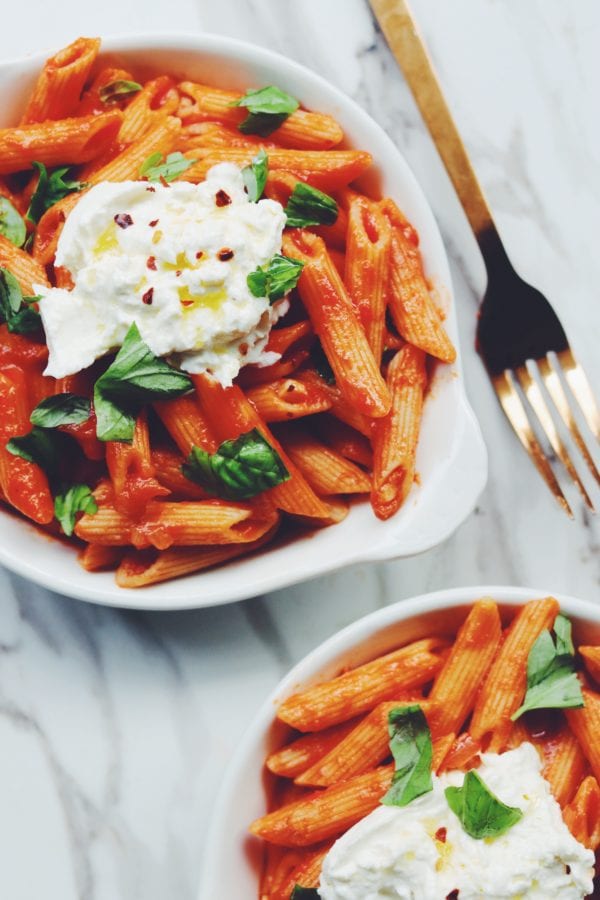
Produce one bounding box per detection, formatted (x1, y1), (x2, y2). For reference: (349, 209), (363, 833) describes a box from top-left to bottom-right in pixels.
(199, 585), (600, 899)
(0, 35), (486, 609)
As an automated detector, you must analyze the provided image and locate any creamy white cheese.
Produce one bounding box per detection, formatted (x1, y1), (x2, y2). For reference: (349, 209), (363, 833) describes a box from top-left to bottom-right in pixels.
(37, 163), (287, 385)
(319, 744), (594, 900)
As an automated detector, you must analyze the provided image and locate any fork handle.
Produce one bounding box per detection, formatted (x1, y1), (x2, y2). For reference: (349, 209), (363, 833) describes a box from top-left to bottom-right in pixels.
(370, 0), (505, 264)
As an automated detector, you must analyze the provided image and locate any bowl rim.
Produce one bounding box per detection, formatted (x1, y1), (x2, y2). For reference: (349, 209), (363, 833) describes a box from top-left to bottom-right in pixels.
(0, 33), (487, 609)
(199, 584), (600, 898)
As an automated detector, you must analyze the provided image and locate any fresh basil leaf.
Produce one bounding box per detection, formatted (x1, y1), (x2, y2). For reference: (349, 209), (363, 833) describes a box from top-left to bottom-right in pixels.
(30, 393), (91, 428)
(6, 426), (71, 482)
(381, 704), (433, 808)
(247, 254), (304, 304)
(27, 162), (86, 224)
(93, 322), (192, 442)
(512, 614), (584, 719)
(290, 887), (320, 899)
(0, 197), (26, 247)
(99, 79), (142, 104)
(445, 770), (523, 840)
(242, 149), (268, 202)
(233, 85), (299, 136)
(139, 151), (197, 183)
(310, 342), (335, 385)
(182, 428), (290, 500)
(284, 183), (338, 228)
(0, 267), (42, 334)
(54, 484), (98, 536)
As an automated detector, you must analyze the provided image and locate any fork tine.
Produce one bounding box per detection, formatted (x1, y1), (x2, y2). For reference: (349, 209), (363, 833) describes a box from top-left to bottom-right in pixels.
(515, 364), (595, 511)
(493, 370), (573, 518)
(540, 356), (600, 486)
(556, 348), (600, 441)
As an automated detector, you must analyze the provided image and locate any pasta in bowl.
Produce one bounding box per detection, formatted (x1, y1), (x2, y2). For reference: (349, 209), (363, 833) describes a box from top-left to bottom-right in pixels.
(200, 586), (600, 899)
(0, 35), (485, 608)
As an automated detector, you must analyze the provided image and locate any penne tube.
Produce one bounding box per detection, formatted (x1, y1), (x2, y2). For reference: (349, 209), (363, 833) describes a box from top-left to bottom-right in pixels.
(279, 425), (371, 496)
(277, 637), (448, 732)
(150, 447), (208, 500)
(316, 415), (374, 470)
(0, 234), (49, 294)
(86, 116), (180, 184)
(0, 111), (123, 175)
(266, 719), (361, 779)
(579, 645), (600, 684)
(105, 411), (169, 518)
(283, 230), (390, 418)
(118, 76), (179, 143)
(265, 321), (313, 356)
(193, 375), (331, 519)
(0, 367), (54, 524)
(154, 394), (217, 456)
(296, 699), (429, 787)
(540, 724), (588, 808)
(275, 843), (333, 899)
(77, 66), (137, 116)
(566, 686), (600, 783)
(177, 121), (275, 151)
(21, 37), (101, 124)
(115, 526), (278, 588)
(428, 599), (502, 737)
(237, 348), (311, 389)
(264, 170), (349, 250)
(370, 343), (427, 519)
(79, 544), (123, 572)
(382, 198), (456, 364)
(183, 148), (372, 191)
(432, 732), (456, 773)
(0, 325), (48, 370)
(249, 765), (394, 847)
(329, 389), (375, 438)
(177, 81), (344, 150)
(32, 190), (85, 269)
(563, 776), (600, 851)
(344, 195), (392, 365)
(470, 597), (559, 742)
(438, 732), (482, 773)
(246, 377), (332, 423)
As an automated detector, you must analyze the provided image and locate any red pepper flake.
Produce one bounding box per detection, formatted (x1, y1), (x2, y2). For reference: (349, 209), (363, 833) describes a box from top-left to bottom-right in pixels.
(239, 342), (248, 356)
(148, 219), (159, 227)
(114, 212), (134, 229)
(217, 247), (234, 261)
(435, 827), (447, 843)
(195, 250), (204, 260)
(159, 175), (170, 188)
(181, 299), (194, 308)
(565, 865), (571, 875)
(446, 891), (460, 900)
(175, 270), (182, 277)
(142, 287), (154, 305)
(215, 189), (231, 207)
(146, 256), (157, 271)
(146, 185), (156, 192)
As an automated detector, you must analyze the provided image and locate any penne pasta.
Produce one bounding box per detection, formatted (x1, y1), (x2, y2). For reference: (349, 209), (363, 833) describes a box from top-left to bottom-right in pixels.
(579, 645), (600, 684)
(21, 37), (101, 124)
(246, 376), (332, 422)
(278, 425), (371, 496)
(540, 724), (589, 808)
(566, 686), (600, 783)
(0, 234), (49, 294)
(86, 116), (180, 184)
(563, 776), (600, 851)
(118, 76), (179, 143)
(266, 719), (361, 779)
(275, 843), (333, 898)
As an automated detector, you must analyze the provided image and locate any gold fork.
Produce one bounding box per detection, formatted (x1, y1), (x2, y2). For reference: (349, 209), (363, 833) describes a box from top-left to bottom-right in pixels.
(370, 0), (600, 516)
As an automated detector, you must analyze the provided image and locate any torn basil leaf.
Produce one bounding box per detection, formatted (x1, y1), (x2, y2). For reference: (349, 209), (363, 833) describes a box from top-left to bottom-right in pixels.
(511, 614), (584, 719)
(445, 770), (523, 840)
(0, 197), (27, 247)
(381, 704), (433, 808)
(99, 79), (142, 104)
(93, 322), (192, 442)
(290, 887), (320, 899)
(139, 151), (197, 183)
(247, 254), (304, 304)
(6, 426), (71, 482)
(284, 182), (338, 228)
(182, 428), (290, 500)
(27, 162), (86, 223)
(0, 267), (41, 334)
(54, 484), (98, 536)
(233, 85), (299, 136)
(242, 149), (268, 202)
(30, 393), (91, 428)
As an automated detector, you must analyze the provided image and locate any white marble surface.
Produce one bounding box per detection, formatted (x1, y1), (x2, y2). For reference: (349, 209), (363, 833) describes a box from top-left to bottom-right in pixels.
(1, 2), (599, 898)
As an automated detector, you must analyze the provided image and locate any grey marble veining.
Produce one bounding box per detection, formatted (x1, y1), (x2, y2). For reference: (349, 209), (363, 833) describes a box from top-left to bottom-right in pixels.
(0, 2), (599, 898)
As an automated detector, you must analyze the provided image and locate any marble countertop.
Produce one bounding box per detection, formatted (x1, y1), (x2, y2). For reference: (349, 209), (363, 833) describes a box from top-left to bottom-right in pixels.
(1, 1), (599, 898)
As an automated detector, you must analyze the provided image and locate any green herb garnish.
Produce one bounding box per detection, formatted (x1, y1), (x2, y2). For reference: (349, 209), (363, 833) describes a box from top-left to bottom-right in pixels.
(247, 254), (304, 304)
(182, 428), (290, 500)
(284, 182), (338, 228)
(93, 322), (192, 442)
(0, 268), (41, 334)
(445, 769), (523, 840)
(381, 704), (433, 808)
(139, 152), (197, 183)
(99, 79), (142, 104)
(290, 888), (320, 899)
(54, 484), (98, 536)
(233, 85), (299, 136)
(242, 149), (268, 202)
(0, 197), (26, 247)
(6, 426), (72, 482)
(30, 393), (91, 429)
(511, 614), (584, 719)
(27, 162), (86, 223)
